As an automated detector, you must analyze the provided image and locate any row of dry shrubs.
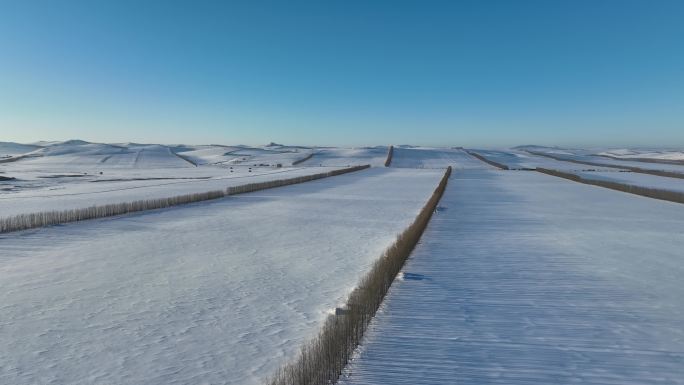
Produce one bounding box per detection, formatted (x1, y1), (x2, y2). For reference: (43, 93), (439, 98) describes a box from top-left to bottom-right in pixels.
(267, 166), (452, 385)
(466, 150), (509, 170)
(292, 152), (315, 165)
(0, 190), (225, 233)
(536, 168), (684, 204)
(0, 165), (370, 234)
(527, 150), (684, 179)
(227, 165), (369, 195)
(384, 145), (394, 167)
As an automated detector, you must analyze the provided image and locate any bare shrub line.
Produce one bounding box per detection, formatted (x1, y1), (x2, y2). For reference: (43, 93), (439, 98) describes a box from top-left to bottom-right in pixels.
(267, 166), (452, 385)
(536, 168), (684, 204)
(526, 150), (684, 180)
(227, 165), (370, 195)
(292, 152), (315, 165)
(465, 150), (509, 170)
(384, 145), (394, 167)
(0, 165), (370, 234)
(597, 154), (684, 166)
(0, 190), (226, 233)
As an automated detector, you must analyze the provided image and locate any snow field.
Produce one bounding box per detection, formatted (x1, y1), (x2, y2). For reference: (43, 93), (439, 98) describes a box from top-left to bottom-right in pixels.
(576, 170), (684, 194)
(296, 147), (389, 167)
(0, 167), (345, 217)
(521, 146), (684, 175)
(390, 147), (489, 169)
(470, 149), (623, 171)
(340, 169), (684, 385)
(0, 167), (443, 385)
(268, 167), (451, 385)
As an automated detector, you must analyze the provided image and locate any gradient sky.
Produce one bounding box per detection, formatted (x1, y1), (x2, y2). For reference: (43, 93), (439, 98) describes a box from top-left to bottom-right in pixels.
(1, 0), (683, 147)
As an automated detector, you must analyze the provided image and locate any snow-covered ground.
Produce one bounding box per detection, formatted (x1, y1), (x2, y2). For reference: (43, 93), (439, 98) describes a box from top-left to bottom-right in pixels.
(296, 147), (389, 167)
(575, 170), (684, 193)
(0, 141), (41, 158)
(9, 142), (193, 170)
(518, 145), (684, 174)
(175, 145), (313, 166)
(4, 142), (683, 385)
(0, 167), (443, 385)
(597, 148), (684, 162)
(340, 169), (684, 385)
(0, 166), (346, 217)
(469, 149), (622, 171)
(391, 147), (489, 169)
(0, 140), (345, 216)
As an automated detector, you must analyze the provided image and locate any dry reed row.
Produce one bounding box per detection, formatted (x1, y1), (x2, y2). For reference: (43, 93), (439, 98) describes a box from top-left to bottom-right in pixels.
(0, 190), (226, 233)
(384, 145), (394, 167)
(267, 166), (452, 385)
(0, 165), (371, 234)
(465, 150), (509, 170)
(292, 152), (315, 165)
(226, 165), (369, 195)
(536, 168), (684, 204)
(527, 150), (684, 179)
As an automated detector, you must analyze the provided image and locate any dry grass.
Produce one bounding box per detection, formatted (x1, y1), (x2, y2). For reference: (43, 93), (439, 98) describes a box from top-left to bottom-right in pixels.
(0, 190), (226, 233)
(293, 153), (315, 165)
(1, 165), (371, 234)
(527, 150), (684, 179)
(536, 168), (684, 204)
(267, 166), (452, 385)
(226, 165), (369, 195)
(466, 150), (509, 170)
(384, 145), (394, 167)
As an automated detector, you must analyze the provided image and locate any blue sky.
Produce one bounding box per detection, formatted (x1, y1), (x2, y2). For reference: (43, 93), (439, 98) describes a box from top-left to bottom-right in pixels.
(1, 0), (683, 147)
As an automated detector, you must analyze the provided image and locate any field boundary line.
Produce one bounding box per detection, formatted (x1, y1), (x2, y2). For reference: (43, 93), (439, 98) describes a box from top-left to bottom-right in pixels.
(526, 150), (684, 179)
(0, 165), (370, 234)
(465, 150), (509, 170)
(384, 145), (394, 167)
(267, 166), (452, 385)
(536, 167), (684, 204)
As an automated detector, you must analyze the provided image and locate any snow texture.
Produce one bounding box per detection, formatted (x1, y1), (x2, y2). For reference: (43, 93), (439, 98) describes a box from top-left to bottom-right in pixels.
(518, 146), (684, 174)
(390, 147), (488, 169)
(295, 147), (389, 167)
(0, 167), (442, 385)
(0, 166), (343, 217)
(575, 171), (684, 193)
(470, 149), (622, 171)
(341, 169), (684, 385)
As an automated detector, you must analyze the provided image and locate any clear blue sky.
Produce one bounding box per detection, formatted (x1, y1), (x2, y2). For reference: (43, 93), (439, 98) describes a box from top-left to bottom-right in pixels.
(1, 0), (683, 147)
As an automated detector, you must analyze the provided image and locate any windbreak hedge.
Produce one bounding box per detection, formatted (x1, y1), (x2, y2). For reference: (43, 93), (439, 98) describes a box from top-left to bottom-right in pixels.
(384, 145), (394, 167)
(0, 190), (225, 233)
(466, 150), (509, 170)
(267, 166), (452, 385)
(0, 165), (370, 234)
(528, 150), (684, 179)
(536, 168), (684, 204)
(226, 165), (369, 195)
(292, 153), (315, 165)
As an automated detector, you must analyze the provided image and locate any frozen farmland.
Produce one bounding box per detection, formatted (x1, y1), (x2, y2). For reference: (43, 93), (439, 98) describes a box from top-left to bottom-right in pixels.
(1, 140), (684, 384)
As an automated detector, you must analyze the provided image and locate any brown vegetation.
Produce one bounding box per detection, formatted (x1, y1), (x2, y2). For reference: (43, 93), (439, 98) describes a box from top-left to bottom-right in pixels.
(292, 152), (315, 165)
(384, 145), (394, 167)
(526, 150), (684, 179)
(465, 150), (509, 170)
(226, 165), (369, 195)
(536, 168), (684, 204)
(0, 165), (370, 234)
(267, 166), (452, 385)
(0, 190), (226, 233)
